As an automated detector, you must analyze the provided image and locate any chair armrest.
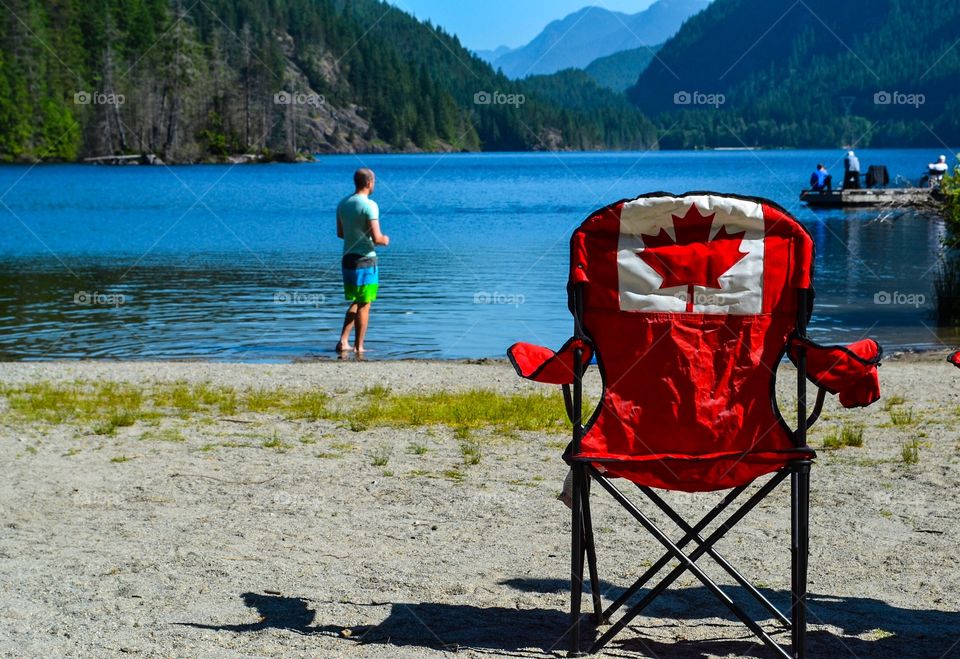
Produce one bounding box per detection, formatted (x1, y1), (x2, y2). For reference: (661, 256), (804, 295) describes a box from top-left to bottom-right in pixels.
(507, 338), (593, 385)
(788, 336), (882, 408)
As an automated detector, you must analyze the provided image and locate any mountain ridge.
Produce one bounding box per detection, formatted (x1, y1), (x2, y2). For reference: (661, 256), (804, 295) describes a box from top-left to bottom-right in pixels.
(490, 0), (710, 78)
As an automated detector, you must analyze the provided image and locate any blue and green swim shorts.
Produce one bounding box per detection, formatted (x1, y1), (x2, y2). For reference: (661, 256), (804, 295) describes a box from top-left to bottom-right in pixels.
(342, 253), (379, 303)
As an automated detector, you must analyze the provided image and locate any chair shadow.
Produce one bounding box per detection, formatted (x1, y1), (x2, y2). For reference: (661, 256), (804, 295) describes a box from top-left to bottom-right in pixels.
(178, 592), (326, 635)
(180, 585), (959, 658)
(501, 577), (960, 658)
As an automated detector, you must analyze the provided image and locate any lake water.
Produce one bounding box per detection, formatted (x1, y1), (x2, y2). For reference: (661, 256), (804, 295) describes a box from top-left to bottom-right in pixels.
(0, 150), (956, 361)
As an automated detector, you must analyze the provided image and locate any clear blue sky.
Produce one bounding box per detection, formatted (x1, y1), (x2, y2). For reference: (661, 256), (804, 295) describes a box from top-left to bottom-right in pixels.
(386, 0), (655, 51)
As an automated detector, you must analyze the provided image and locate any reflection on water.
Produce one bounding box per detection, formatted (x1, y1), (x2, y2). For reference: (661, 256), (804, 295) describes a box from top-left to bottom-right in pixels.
(0, 150), (956, 361)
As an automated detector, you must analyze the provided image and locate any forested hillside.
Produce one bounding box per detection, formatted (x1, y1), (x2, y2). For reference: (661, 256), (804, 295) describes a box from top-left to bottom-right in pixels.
(0, 0), (656, 162)
(584, 46), (660, 92)
(628, 0), (960, 148)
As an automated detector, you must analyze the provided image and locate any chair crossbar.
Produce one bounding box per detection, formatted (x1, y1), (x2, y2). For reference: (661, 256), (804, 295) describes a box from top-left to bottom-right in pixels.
(601, 482), (749, 621)
(588, 466), (791, 658)
(637, 484), (792, 630)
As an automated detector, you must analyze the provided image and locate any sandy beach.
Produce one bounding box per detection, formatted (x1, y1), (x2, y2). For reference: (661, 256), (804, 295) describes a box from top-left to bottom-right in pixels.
(0, 355), (958, 658)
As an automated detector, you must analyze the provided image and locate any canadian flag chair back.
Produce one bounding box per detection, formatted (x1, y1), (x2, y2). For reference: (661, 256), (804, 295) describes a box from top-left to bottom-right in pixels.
(570, 192), (816, 492)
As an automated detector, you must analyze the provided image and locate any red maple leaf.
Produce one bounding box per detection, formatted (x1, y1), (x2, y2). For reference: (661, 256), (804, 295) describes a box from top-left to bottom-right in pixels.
(637, 204), (747, 312)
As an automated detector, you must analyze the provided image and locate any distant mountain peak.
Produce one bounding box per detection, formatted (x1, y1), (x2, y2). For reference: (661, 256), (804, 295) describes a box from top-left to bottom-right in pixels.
(491, 0), (711, 79)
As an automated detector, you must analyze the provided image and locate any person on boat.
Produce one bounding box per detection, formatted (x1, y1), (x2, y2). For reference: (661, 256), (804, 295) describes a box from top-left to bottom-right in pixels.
(928, 155), (949, 183)
(809, 164), (832, 191)
(843, 151), (861, 190)
(336, 168), (390, 355)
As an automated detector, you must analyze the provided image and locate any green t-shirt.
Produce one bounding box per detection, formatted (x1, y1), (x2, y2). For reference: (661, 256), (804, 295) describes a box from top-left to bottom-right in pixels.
(337, 193), (379, 257)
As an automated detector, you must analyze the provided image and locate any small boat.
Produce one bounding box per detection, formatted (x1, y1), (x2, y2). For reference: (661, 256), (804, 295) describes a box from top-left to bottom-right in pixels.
(800, 187), (936, 208)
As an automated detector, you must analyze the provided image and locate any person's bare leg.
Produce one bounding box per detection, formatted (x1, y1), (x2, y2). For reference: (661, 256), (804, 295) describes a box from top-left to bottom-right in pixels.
(337, 303), (358, 352)
(354, 302), (371, 352)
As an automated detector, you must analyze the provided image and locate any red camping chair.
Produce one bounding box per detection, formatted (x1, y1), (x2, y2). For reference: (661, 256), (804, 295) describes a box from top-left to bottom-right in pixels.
(508, 193), (882, 657)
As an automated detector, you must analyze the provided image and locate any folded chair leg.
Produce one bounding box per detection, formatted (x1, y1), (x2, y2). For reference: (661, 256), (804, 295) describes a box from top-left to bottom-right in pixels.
(602, 484), (748, 621)
(581, 474), (605, 625)
(639, 485), (792, 631)
(591, 468), (791, 658)
(569, 464), (587, 657)
(791, 462), (811, 659)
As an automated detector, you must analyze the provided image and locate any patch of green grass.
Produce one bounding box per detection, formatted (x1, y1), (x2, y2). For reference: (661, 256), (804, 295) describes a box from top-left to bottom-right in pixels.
(2, 381), (151, 427)
(140, 427), (186, 443)
(285, 391), (331, 421)
(822, 423), (862, 449)
(92, 410), (139, 436)
(63, 447), (80, 457)
(460, 440), (482, 466)
(262, 432), (291, 450)
(362, 385), (392, 398)
(408, 442), (428, 455)
(890, 408), (916, 427)
(347, 389), (574, 433)
(901, 437), (921, 464)
(1, 382), (580, 436)
(110, 455), (131, 463)
(330, 442), (356, 452)
(370, 444), (391, 467)
(243, 388), (287, 413)
(841, 424), (864, 447)
(443, 468), (465, 482)
(197, 441), (247, 452)
(348, 416), (370, 432)
(299, 436), (317, 445)
(883, 395), (906, 411)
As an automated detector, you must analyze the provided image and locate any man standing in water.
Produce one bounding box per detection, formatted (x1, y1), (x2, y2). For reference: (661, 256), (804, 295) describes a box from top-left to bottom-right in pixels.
(336, 168), (389, 354)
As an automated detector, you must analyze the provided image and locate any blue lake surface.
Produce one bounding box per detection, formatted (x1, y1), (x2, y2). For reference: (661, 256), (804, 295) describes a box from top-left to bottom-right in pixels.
(0, 150), (955, 361)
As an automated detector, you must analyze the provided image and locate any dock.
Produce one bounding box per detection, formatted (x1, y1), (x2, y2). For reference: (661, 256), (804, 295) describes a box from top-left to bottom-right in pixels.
(800, 187), (936, 208)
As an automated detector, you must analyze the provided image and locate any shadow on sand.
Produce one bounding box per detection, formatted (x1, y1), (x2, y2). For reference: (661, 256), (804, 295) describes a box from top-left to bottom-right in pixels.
(181, 582), (959, 657)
